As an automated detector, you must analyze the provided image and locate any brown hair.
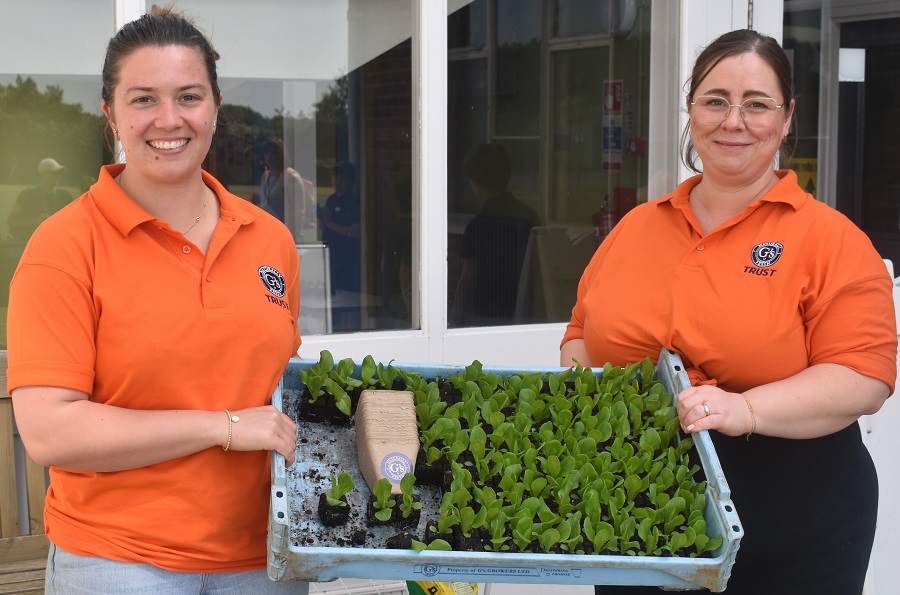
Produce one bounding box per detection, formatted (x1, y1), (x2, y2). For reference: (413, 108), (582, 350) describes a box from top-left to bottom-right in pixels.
(101, 4), (221, 109)
(681, 29), (797, 172)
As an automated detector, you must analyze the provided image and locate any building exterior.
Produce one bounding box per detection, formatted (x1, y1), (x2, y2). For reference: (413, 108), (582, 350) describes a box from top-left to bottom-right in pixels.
(2, 1), (899, 593)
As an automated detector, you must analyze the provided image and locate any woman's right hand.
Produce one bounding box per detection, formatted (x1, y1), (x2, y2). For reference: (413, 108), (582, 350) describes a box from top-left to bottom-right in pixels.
(224, 405), (298, 466)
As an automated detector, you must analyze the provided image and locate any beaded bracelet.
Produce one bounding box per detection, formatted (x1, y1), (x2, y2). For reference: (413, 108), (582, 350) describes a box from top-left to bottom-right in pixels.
(222, 410), (240, 451)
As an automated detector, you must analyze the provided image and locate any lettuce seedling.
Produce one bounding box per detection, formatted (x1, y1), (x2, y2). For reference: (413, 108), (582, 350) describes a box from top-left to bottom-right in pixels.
(411, 539), (452, 551)
(330, 357), (362, 398)
(360, 354), (377, 390)
(458, 505), (479, 536)
(326, 472), (355, 507)
(371, 478), (395, 522)
(298, 349), (334, 403)
(512, 515), (534, 551)
(537, 527), (560, 553)
(398, 473), (422, 519)
(485, 510), (510, 552)
(583, 517), (617, 554)
(322, 377), (352, 416)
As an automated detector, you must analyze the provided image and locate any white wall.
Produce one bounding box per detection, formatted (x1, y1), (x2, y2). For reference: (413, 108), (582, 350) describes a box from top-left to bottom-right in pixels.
(860, 261), (900, 595)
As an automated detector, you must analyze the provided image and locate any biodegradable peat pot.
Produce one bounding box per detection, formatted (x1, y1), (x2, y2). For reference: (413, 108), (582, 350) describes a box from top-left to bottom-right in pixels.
(355, 390), (418, 494)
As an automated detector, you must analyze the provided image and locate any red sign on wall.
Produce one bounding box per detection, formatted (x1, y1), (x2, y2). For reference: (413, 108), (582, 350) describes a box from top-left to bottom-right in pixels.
(604, 80), (623, 115)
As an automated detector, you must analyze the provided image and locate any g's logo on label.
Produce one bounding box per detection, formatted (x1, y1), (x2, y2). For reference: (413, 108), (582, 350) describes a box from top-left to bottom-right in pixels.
(258, 266), (286, 298)
(381, 452), (413, 483)
(750, 242), (783, 267)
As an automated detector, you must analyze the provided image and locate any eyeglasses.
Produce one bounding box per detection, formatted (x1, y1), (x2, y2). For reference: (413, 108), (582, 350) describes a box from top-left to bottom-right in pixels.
(690, 95), (785, 128)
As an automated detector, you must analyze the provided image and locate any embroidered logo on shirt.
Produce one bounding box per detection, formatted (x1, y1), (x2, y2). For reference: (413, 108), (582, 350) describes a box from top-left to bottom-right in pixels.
(258, 266), (286, 298)
(745, 242), (783, 277)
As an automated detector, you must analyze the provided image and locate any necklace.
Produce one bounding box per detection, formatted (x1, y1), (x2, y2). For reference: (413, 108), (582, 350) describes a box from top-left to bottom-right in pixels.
(182, 190), (208, 235)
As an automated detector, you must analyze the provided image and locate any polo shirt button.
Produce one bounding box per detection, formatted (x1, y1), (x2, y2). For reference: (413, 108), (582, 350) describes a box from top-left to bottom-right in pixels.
(206, 275), (212, 282)
(697, 244), (705, 251)
(182, 245), (191, 254)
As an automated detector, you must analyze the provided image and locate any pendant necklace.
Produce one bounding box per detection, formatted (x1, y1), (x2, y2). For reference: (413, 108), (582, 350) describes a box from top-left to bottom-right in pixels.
(182, 190), (208, 235)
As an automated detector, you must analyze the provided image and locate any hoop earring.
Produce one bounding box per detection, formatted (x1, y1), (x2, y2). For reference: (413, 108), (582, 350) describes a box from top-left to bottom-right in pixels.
(112, 127), (119, 140)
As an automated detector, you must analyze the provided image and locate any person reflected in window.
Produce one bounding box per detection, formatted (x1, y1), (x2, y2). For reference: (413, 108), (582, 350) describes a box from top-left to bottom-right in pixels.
(382, 176), (413, 327)
(319, 161), (361, 331)
(6, 158), (73, 240)
(252, 138), (317, 243)
(450, 143), (540, 327)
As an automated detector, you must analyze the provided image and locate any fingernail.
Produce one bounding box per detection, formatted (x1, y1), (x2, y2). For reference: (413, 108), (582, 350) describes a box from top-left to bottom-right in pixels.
(686, 424), (695, 431)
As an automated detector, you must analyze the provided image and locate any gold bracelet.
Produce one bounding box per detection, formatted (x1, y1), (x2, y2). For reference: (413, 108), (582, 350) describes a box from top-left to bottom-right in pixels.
(222, 410), (240, 451)
(742, 395), (756, 440)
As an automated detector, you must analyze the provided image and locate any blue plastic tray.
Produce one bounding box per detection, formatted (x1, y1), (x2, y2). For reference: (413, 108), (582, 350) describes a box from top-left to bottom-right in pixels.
(268, 349), (742, 591)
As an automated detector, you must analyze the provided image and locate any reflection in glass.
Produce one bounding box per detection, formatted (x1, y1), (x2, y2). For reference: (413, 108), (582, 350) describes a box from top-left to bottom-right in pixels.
(554, 0), (613, 38)
(448, 0), (651, 328)
(783, 8), (822, 198)
(0, 75), (108, 350)
(171, 0), (415, 334)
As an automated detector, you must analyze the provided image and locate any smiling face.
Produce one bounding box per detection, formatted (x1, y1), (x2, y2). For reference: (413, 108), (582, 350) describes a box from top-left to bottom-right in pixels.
(102, 44), (219, 188)
(687, 52), (794, 185)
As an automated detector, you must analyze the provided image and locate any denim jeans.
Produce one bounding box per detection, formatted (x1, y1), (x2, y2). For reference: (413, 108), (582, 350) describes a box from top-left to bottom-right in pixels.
(46, 543), (310, 594)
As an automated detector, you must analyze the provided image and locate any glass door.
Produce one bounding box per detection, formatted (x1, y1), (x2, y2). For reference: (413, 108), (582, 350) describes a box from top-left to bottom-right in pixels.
(835, 17), (900, 266)
(784, 2), (900, 263)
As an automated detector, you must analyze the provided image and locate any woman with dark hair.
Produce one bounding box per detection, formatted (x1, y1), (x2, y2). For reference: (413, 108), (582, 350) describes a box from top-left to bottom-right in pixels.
(7, 6), (306, 594)
(562, 29), (896, 594)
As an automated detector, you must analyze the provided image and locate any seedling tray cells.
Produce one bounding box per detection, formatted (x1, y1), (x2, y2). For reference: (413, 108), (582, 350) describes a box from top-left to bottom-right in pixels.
(268, 349), (742, 591)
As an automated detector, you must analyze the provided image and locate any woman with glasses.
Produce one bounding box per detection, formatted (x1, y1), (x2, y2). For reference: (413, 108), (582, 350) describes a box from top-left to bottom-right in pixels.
(562, 29), (896, 595)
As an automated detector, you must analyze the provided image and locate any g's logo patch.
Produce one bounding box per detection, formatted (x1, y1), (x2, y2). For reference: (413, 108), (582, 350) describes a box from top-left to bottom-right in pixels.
(750, 242), (783, 267)
(258, 266), (286, 298)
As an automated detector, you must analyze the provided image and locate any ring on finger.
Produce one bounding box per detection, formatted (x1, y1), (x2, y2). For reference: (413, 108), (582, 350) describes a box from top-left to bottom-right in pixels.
(703, 403), (710, 417)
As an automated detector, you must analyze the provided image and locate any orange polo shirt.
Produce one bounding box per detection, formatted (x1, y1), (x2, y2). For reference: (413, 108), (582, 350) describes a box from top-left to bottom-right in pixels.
(562, 170), (897, 394)
(7, 164), (301, 572)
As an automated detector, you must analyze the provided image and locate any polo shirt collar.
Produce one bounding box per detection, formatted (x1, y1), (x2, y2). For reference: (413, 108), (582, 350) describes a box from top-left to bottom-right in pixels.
(90, 164), (261, 236)
(658, 169), (807, 212)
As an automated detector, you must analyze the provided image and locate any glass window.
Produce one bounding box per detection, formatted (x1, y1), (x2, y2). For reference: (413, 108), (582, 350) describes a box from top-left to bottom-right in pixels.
(166, 0), (415, 334)
(782, 7), (822, 197)
(784, 3), (900, 266)
(447, 0), (651, 328)
(0, 0), (112, 350)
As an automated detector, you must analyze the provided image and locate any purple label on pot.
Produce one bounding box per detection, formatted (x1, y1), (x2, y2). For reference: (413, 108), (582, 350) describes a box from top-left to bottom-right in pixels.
(381, 452), (413, 483)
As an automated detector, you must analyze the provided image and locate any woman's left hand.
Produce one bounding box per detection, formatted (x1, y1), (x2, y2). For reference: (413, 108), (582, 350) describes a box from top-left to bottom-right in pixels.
(676, 384), (754, 437)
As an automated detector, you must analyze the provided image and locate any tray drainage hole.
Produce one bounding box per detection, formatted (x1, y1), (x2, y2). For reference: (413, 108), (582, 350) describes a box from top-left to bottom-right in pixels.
(277, 511), (285, 520)
(732, 524), (741, 533)
(674, 365), (683, 371)
(724, 505), (733, 512)
(276, 490), (285, 499)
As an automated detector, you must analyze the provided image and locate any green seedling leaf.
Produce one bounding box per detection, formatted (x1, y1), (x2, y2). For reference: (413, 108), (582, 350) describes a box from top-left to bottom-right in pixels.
(333, 386), (352, 416)
(326, 472), (355, 506)
(639, 427), (661, 452)
(360, 355), (377, 389)
(411, 539), (453, 551)
(538, 527), (560, 553)
(371, 478), (395, 522)
(314, 350), (334, 376)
